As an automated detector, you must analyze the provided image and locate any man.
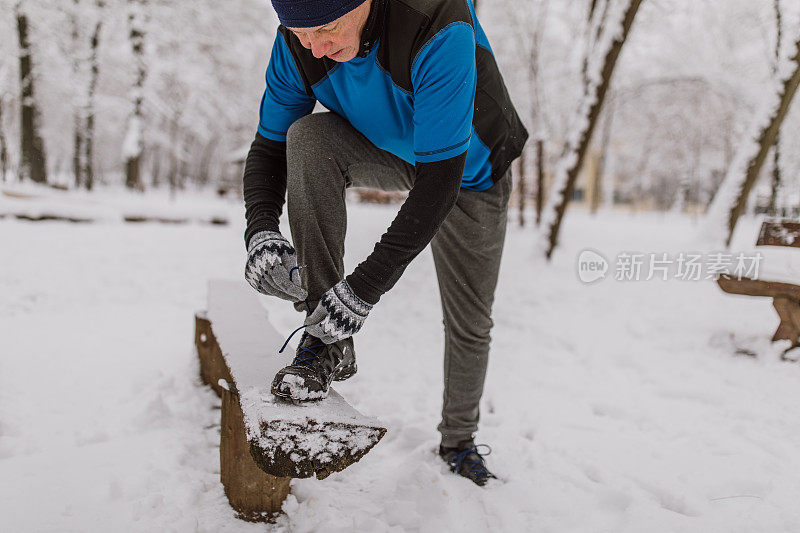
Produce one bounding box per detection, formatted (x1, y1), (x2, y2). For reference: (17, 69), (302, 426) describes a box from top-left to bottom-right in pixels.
(243, 0), (527, 485)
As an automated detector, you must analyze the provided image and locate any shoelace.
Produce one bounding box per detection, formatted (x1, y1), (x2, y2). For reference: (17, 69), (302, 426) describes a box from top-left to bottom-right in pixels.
(278, 265), (312, 354)
(451, 444), (493, 480)
(277, 265), (317, 363)
(289, 331), (324, 368)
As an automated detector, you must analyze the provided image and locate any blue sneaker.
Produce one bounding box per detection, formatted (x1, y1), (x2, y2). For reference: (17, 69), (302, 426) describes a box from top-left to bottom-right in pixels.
(439, 440), (497, 486)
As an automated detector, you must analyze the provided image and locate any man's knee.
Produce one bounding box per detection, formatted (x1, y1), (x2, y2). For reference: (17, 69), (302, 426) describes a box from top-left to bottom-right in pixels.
(286, 114), (347, 192)
(286, 112), (341, 152)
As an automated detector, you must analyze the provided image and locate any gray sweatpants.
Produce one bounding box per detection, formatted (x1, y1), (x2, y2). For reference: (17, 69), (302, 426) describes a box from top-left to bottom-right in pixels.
(286, 112), (511, 446)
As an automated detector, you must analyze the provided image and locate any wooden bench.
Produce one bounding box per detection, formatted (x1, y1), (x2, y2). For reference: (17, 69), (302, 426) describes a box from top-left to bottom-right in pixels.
(717, 219), (800, 357)
(194, 280), (386, 521)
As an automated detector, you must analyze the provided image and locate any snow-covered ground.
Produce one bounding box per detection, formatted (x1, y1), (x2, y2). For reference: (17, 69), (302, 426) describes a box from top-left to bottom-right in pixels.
(2, 193), (800, 532)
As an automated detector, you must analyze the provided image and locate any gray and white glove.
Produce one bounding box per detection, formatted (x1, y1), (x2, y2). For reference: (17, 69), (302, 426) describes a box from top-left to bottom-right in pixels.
(245, 231), (308, 302)
(304, 280), (373, 344)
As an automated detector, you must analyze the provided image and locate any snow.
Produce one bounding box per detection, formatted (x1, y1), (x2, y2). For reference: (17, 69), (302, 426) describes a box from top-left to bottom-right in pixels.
(3, 194), (800, 531)
(723, 216), (800, 286)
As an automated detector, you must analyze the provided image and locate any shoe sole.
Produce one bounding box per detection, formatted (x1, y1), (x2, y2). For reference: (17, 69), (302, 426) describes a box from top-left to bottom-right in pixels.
(271, 381), (328, 402)
(270, 354), (356, 402)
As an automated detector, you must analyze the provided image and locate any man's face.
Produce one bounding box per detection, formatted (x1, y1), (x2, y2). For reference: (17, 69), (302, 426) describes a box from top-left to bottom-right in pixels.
(287, 0), (372, 62)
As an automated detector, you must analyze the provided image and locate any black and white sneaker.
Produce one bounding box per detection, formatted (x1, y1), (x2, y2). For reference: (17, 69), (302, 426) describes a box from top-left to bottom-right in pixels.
(439, 440), (497, 486)
(271, 332), (357, 401)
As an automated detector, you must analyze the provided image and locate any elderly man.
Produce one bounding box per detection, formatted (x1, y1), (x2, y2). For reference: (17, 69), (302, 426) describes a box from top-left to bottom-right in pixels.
(243, 0), (527, 485)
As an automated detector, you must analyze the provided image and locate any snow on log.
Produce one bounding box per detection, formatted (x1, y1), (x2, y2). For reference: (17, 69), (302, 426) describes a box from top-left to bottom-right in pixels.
(198, 280), (386, 481)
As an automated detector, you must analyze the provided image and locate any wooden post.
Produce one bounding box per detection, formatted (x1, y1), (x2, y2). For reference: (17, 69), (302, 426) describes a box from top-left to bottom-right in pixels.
(772, 296), (800, 345)
(195, 313), (290, 521)
(194, 283), (386, 519)
(221, 387), (291, 521)
(195, 313), (233, 397)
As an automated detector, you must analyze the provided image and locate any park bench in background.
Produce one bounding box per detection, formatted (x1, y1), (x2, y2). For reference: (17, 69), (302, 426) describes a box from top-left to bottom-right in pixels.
(194, 280), (386, 521)
(717, 219), (800, 357)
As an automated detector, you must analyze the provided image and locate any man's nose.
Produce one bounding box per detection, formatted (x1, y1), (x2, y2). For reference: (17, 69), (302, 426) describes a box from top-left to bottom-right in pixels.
(307, 34), (331, 58)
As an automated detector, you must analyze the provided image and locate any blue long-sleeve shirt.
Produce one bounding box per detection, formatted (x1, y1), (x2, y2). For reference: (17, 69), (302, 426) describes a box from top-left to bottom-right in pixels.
(244, 0), (527, 304)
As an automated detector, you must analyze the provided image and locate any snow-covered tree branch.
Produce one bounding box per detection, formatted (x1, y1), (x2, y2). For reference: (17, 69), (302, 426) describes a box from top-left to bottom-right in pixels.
(538, 0), (644, 259)
(703, 30), (800, 247)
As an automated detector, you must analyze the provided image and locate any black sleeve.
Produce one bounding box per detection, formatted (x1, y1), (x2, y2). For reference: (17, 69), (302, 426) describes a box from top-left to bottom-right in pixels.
(346, 152), (467, 305)
(242, 132), (287, 248)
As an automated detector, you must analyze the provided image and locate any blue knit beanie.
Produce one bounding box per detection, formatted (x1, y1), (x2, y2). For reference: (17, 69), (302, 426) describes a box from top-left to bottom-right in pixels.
(271, 0), (368, 28)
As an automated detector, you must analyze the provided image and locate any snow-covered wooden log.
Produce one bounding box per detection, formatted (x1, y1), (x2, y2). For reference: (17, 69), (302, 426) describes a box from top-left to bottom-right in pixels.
(195, 280), (386, 517)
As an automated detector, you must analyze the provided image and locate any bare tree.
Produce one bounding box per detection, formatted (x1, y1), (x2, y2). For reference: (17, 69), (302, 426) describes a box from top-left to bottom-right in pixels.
(69, 0), (104, 190)
(0, 96), (7, 181)
(70, 0), (83, 188)
(591, 98), (615, 214)
(123, 0), (147, 190)
(166, 108), (182, 197)
(83, 0), (104, 190)
(503, 0), (549, 228)
(149, 145), (161, 188)
(768, 0), (783, 216)
(540, 0), (644, 259)
(516, 149), (526, 227)
(536, 140), (544, 226)
(705, 33), (800, 247)
(15, 0), (47, 183)
(581, 0), (610, 98)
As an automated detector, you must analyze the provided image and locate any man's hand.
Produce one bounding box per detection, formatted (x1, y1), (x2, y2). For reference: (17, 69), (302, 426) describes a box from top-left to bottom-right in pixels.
(245, 230), (308, 302)
(305, 280), (373, 344)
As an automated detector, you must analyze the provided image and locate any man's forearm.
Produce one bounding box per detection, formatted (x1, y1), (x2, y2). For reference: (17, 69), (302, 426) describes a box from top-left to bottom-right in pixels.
(346, 152), (468, 305)
(243, 132), (288, 247)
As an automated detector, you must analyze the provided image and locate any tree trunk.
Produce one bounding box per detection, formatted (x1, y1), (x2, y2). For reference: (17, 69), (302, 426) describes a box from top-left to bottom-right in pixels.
(536, 139), (544, 226)
(150, 145), (161, 188)
(83, 4), (103, 191)
(167, 111), (181, 198)
(592, 101), (615, 214)
(541, 0), (643, 258)
(177, 132), (193, 190)
(16, 1), (48, 184)
(73, 120), (83, 188)
(769, 0), (783, 217)
(71, 0), (83, 188)
(582, 0), (610, 98)
(706, 34), (800, 247)
(197, 137), (216, 187)
(0, 97), (8, 181)
(769, 139), (781, 216)
(123, 0), (146, 190)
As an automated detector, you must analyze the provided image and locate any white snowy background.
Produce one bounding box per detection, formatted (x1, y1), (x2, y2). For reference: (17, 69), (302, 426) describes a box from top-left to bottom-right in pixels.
(3, 191), (800, 532)
(3, 0), (800, 531)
